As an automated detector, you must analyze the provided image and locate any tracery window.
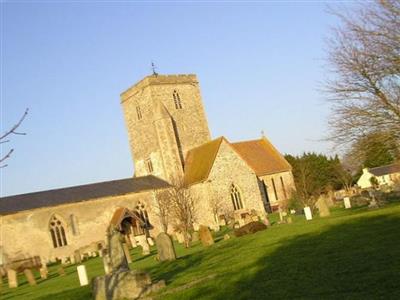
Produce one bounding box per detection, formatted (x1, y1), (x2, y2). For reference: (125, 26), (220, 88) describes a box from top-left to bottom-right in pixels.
(173, 90), (183, 109)
(230, 184), (243, 210)
(49, 215), (68, 248)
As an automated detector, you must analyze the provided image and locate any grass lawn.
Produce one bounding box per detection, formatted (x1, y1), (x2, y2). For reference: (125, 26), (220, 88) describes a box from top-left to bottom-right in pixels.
(2, 203), (400, 299)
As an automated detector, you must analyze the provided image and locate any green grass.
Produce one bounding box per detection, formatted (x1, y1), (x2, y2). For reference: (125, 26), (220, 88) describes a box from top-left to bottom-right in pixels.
(2, 204), (400, 299)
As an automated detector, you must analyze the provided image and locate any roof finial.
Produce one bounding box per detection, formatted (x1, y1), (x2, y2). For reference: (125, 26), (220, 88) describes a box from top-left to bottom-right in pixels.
(261, 130), (265, 138)
(151, 61), (158, 76)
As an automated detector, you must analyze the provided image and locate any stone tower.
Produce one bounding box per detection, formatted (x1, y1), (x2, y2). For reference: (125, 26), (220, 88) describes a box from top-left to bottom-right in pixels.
(121, 74), (211, 182)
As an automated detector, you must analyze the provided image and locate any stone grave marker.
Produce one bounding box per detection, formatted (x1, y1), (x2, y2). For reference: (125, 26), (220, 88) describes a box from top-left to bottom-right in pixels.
(23, 269), (37, 286)
(7, 269), (18, 288)
(344, 197), (352, 209)
(74, 250), (82, 264)
(316, 198), (331, 217)
(39, 267), (48, 279)
(191, 231), (199, 242)
(223, 234), (231, 240)
(199, 225), (214, 246)
(77, 265), (89, 286)
(155, 233), (176, 262)
(58, 266), (65, 276)
(122, 243), (132, 264)
(304, 206), (313, 220)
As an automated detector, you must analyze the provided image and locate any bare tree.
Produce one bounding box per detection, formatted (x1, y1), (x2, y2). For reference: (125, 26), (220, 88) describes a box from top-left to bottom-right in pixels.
(209, 194), (224, 226)
(153, 190), (172, 233)
(325, 1), (400, 148)
(1, 109), (29, 167)
(167, 177), (197, 248)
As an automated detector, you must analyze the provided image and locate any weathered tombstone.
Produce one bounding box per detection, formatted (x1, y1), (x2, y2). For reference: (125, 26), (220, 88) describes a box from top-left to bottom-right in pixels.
(316, 198), (331, 217)
(147, 237), (155, 246)
(155, 233), (176, 262)
(199, 225), (214, 246)
(39, 267), (48, 279)
(102, 252), (111, 275)
(74, 250), (82, 264)
(223, 234), (231, 240)
(7, 269), (18, 288)
(344, 197), (352, 209)
(129, 235), (138, 248)
(136, 235), (151, 255)
(92, 227), (165, 300)
(70, 255), (76, 265)
(77, 265), (89, 286)
(24, 269), (37, 286)
(191, 231), (199, 242)
(175, 232), (185, 244)
(122, 243), (132, 264)
(287, 216), (293, 224)
(304, 206), (313, 220)
(58, 266), (65, 276)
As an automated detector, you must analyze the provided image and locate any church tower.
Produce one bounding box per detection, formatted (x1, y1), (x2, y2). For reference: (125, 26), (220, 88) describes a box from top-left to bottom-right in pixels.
(120, 74), (211, 182)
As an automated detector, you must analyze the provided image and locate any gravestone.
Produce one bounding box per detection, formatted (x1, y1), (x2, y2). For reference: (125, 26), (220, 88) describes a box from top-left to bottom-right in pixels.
(7, 269), (18, 288)
(287, 216), (293, 224)
(122, 243), (132, 264)
(155, 233), (176, 262)
(92, 228), (165, 300)
(199, 225), (214, 246)
(316, 198), (331, 217)
(77, 265), (89, 286)
(304, 206), (313, 220)
(74, 250), (82, 264)
(191, 231), (199, 242)
(223, 234), (231, 240)
(147, 237), (155, 246)
(39, 267), (48, 279)
(24, 269), (37, 286)
(344, 197), (352, 209)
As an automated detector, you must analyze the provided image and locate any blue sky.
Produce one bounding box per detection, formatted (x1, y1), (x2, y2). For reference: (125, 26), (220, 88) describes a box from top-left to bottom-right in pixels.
(1, 1), (342, 196)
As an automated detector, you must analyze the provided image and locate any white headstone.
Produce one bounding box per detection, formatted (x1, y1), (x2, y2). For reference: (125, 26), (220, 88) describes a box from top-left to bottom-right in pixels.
(344, 197), (351, 209)
(147, 237), (155, 246)
(304, 206), (313, 220)
(77, 265), (89, 286)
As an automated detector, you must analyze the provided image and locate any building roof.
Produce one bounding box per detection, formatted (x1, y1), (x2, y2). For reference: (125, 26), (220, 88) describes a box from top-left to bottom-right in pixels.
(184, 137), (225, 186)
(231, 137), (292, 176)
(369, 163), (400, 177)
(0, 175), (169, 215)
(183, 136), (292, 186)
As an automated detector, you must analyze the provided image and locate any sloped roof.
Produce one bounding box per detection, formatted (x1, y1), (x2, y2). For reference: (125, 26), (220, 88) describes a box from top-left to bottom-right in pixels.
(0, 175), (169, 215)
(369, 163), (400, 177)
(231, 137), (292, 176)
(110, 207), (144, 231)
(183, 137), (225, 186)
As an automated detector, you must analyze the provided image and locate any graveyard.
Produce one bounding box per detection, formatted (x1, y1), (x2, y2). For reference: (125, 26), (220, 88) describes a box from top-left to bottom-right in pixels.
(2, 202), (400, 300)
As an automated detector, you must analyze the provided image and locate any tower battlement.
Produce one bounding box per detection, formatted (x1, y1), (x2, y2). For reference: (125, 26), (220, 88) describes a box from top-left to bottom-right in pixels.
(121, 74), (198, 102)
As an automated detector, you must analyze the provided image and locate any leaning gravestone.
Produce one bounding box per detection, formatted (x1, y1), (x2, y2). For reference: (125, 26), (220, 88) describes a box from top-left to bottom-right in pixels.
(23, 269), (37, 286)
(344, 197), (352, 209)
(92, 227), (165, 300)
(315, 198), (330, 217)
(199, 225), (214, 246)
(155, 233), (176, 262)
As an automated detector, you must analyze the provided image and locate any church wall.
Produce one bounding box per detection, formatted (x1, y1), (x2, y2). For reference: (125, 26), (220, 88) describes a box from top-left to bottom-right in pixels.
(0, 190), (164, 264)
(260, 171), (296, 209)
(191, 141), (268, 229)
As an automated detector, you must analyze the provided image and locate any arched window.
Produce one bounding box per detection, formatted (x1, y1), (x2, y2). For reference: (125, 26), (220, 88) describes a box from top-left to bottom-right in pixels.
(230, 184), (243, 210)
(173, 90), (183, 109)
(135, 201), (151, 227)
(49, 215), (68, 248)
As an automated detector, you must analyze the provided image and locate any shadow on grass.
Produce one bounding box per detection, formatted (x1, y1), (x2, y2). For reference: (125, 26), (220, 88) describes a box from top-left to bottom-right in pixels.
(186, 214), (400, 299)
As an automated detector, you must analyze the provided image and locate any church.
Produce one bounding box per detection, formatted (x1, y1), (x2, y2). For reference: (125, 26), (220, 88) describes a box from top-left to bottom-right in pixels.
(0, 74), (295, 264)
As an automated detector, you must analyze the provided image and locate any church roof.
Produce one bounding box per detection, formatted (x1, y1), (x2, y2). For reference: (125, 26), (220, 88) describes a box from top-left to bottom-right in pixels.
(183, 137), (225, 186)
(231, 137), (292, 176)
(0, 175), (169, 215)
(368, 163), (400, 177)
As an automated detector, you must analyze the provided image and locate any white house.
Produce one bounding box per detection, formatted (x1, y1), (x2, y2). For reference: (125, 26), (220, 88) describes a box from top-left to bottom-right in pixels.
(357, 163), (400, 189)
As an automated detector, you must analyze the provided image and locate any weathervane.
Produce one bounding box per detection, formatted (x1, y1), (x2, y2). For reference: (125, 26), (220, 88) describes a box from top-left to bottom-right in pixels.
(261, 130), (265, 138)
(151, 61), (158, 76)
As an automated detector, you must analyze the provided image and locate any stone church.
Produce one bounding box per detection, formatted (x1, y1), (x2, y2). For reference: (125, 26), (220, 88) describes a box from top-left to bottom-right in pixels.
(0, 74), (295, 264)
